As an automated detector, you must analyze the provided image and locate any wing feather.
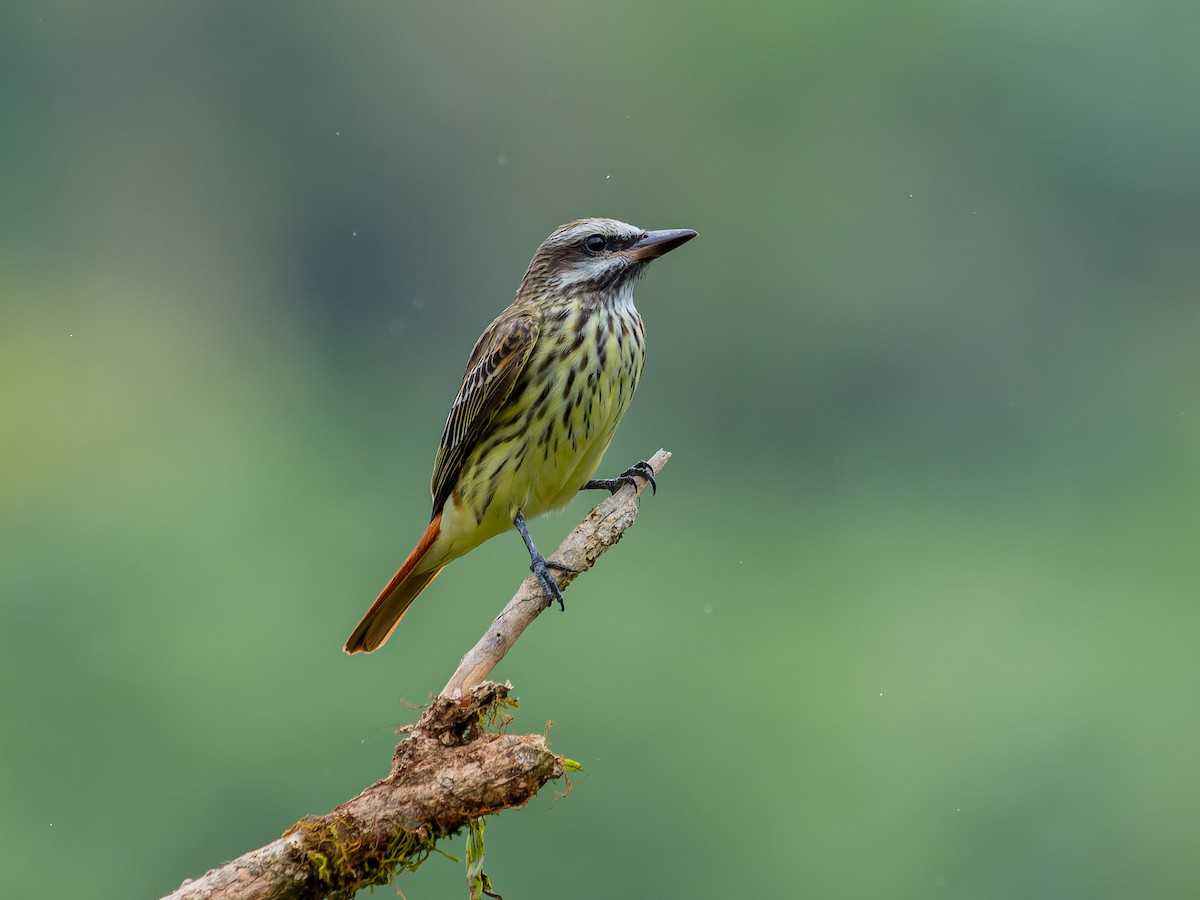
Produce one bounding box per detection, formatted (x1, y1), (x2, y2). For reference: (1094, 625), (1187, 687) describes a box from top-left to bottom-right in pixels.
(430, 309), (540, 515)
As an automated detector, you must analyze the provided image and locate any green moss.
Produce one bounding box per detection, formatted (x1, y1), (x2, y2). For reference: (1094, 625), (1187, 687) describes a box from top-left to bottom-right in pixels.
(287, 816), (442, 898)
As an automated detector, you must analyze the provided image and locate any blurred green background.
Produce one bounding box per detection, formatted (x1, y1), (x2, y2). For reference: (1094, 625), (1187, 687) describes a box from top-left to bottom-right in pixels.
(4, 1), (1199, 897)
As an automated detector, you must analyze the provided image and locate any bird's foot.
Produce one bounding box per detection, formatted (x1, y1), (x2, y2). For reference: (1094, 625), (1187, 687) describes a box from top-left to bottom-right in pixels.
(529, 552), (566, 612)
(582, 459), (657, 495)
(514, 507), (571, 611)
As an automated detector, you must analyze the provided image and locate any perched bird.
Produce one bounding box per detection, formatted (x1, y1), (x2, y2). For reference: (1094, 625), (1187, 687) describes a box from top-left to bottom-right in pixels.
(344, 217), (696, 654)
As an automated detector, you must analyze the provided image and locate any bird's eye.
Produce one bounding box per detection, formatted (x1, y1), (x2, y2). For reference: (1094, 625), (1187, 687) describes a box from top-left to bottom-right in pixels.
(584, 234), (607, 254)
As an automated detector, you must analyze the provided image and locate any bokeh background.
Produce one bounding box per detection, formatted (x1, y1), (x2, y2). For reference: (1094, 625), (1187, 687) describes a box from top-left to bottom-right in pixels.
(4, 2), (1199, 897)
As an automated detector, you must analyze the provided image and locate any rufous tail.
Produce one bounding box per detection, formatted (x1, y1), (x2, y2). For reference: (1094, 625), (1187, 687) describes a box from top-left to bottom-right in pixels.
(344, 512), (444, 654)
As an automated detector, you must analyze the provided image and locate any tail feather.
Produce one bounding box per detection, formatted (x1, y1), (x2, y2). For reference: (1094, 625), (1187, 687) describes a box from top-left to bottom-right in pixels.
(344, 513), (444, 654)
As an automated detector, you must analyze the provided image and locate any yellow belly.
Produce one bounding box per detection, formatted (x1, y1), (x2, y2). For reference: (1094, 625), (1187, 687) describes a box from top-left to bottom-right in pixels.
(434, 301), (644, 564)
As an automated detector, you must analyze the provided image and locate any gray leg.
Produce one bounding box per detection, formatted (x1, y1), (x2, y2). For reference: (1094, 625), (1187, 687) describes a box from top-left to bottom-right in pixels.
(514, 509), (566, 611)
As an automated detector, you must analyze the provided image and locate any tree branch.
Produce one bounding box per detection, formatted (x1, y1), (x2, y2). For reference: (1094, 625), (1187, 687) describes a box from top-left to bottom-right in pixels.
(162, 449), (671, 900)
(442, 448), (670, 697)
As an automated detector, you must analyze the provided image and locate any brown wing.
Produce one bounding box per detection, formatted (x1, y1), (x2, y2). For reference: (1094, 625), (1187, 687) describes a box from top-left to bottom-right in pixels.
(429, 308), (540, 516)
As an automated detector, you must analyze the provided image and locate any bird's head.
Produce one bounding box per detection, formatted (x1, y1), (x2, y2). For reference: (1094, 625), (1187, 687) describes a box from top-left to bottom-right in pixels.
(519, 217), (696, 301)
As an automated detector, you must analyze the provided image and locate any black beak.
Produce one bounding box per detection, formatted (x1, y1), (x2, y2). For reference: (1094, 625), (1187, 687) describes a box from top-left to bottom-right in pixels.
(629, 228), (698, 261)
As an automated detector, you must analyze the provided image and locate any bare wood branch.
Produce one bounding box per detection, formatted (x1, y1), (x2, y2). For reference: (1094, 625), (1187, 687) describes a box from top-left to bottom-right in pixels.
(161, 449), (670, 900)
(441, 448), (670, 697)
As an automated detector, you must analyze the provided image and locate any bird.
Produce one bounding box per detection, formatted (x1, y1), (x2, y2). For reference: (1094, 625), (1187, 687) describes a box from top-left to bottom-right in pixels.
(344, 217), (696, 654)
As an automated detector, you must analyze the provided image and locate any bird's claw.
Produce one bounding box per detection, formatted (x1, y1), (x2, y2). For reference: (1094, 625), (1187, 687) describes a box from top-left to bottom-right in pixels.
(530, 553), (566, 611)
(620, 460), (657, 495)
(582, 460), (657, 495)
